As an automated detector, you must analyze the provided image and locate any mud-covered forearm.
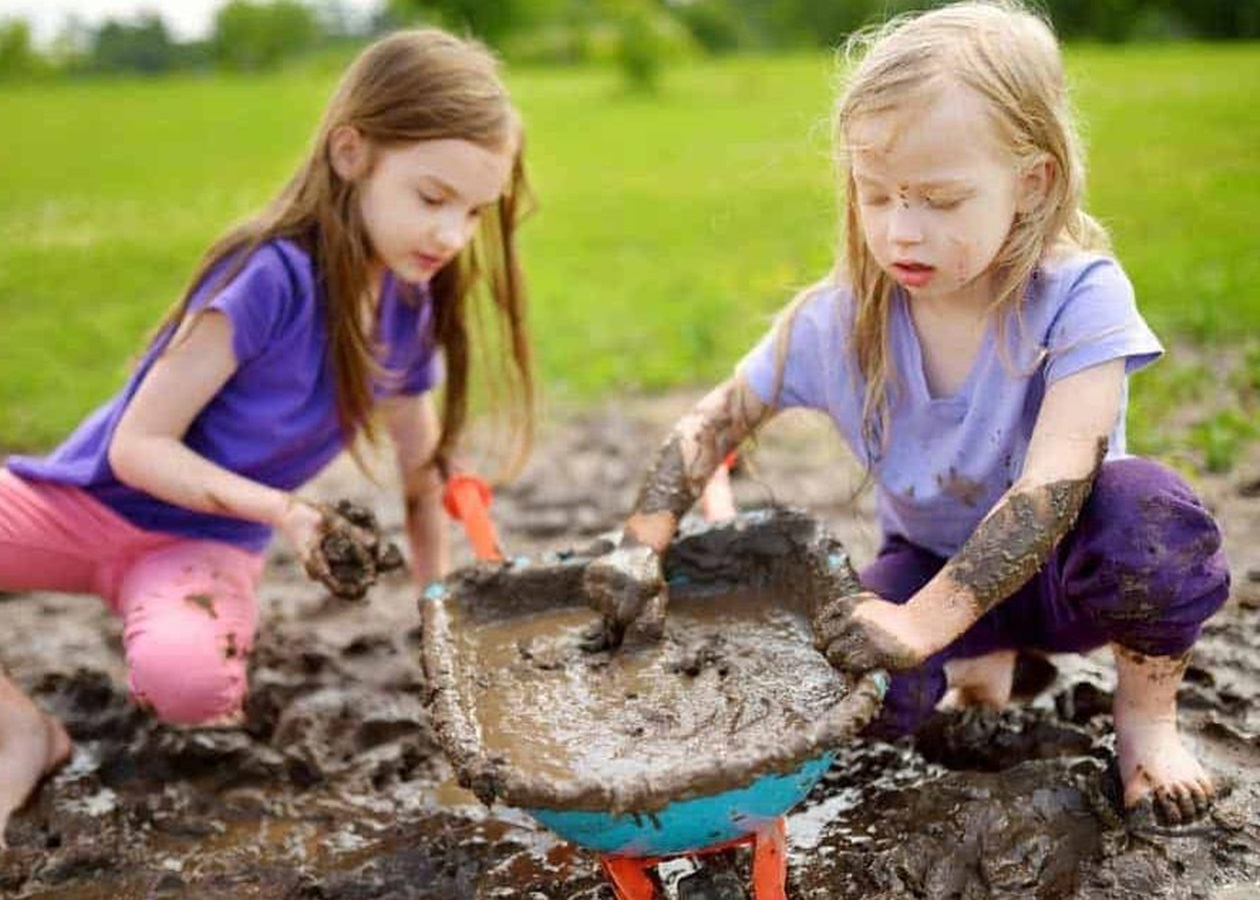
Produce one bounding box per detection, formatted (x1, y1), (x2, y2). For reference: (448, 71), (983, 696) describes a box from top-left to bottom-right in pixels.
(944, 440), (1106, 618)
(628, 378), (771, 549)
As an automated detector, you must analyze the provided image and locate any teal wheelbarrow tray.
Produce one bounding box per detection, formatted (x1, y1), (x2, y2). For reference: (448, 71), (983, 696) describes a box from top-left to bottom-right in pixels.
(421, 501), (886, 897)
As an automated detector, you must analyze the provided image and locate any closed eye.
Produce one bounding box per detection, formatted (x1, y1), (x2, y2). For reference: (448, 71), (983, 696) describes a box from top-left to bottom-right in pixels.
(925, 195), (967, 210)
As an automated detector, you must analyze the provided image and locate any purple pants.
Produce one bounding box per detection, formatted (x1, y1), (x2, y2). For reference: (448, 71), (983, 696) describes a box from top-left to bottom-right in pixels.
(862, 457), (1231, 738)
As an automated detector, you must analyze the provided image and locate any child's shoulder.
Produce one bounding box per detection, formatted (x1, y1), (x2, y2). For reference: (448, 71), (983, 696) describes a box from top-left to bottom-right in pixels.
(1035, 249), (1132, 297)
(190, 236), (319, 334)
(250, 236), (316, 286)
(201, 236), (313, 290)
(781, 276), (857, 331)
(1025, 249), (1138, 324)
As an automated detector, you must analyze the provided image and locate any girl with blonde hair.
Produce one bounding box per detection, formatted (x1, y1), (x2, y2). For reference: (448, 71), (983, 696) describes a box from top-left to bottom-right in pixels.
(0, 28), (534, 843)
(586, 0), (1228, 827)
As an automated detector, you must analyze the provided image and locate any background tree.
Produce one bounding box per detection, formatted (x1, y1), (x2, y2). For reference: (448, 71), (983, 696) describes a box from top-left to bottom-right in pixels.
(212, 0), (321, 71)
(386, 0), (528, 45)
(0, 18), (39, 80)
(90, 14), (177, 74)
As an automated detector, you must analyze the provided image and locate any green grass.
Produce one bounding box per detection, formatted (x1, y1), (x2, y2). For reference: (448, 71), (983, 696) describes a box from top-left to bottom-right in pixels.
(1, 44), (1258, 470)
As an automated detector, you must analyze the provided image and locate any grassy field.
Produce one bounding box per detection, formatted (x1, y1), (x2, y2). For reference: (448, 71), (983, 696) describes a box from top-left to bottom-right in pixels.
(1, 44), (1257, 469)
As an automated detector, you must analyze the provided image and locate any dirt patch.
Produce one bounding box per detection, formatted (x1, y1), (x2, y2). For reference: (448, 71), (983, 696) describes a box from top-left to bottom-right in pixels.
(1, 396), (1257, 898)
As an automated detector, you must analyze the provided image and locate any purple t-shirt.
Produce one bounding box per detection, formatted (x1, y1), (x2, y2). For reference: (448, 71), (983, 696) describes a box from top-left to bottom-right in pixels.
(7, 239), (440, 552)
(740, 253), (1163, 558)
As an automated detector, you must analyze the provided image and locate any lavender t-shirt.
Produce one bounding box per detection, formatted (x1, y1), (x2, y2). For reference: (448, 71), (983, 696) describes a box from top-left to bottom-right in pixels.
(740, 254), (1163, 558)
(7, 239), (440, 552)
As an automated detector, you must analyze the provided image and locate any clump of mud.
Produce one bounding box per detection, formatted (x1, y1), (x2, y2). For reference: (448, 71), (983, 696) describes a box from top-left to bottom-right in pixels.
(306, 499), (406, 601)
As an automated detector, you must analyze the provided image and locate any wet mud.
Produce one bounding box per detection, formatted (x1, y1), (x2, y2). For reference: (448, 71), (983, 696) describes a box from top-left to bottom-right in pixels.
(424, 512), (883, 814)
(456, 595), (851, 790)
(307, 499), (406, 601)
(1, 399), (1257, 898)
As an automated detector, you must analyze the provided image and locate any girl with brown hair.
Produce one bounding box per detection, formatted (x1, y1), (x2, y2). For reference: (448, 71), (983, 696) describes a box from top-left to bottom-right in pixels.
(0, 28), (533, 843)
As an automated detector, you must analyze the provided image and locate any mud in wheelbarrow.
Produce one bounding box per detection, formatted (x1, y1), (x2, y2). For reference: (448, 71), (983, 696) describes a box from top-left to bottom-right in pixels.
(420, 507), (886, 858)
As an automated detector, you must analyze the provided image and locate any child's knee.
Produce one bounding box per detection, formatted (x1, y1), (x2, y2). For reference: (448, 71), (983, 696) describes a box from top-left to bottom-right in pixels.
(1070, 458), (1230, 655)
(126, 627), (248, 725)
(117, 540), (261, 724)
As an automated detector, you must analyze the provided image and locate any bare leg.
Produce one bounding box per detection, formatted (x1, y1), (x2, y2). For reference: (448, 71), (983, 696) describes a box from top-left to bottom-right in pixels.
(699, 463), (736, 523)
(0, 671), (72, 848)
(1112, 644), (1213, 825)
(939, 649), (1016, 711)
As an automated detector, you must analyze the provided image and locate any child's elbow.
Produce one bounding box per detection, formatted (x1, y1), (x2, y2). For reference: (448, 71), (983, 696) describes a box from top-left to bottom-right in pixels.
(107, 429), (144, 488)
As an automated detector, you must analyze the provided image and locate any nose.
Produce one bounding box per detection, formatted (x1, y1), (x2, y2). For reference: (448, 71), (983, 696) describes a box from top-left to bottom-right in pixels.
(431, 208), (469, 253)
(887, 204), (924, 246)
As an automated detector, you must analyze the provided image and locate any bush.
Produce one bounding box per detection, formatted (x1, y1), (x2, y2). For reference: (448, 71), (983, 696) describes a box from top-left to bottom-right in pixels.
(0, 18), (39, 80)
(212, 0), (321, 71)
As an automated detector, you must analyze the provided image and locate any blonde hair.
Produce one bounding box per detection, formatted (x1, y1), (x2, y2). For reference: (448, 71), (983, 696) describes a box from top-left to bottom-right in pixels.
(777, 1), (1108, 461)
(154, 29), (534, 476)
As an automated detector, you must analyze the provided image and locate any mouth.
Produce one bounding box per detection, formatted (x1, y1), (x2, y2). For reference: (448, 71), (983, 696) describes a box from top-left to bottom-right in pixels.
(412, 252), (447, 271)
(890, 261), (935, 288)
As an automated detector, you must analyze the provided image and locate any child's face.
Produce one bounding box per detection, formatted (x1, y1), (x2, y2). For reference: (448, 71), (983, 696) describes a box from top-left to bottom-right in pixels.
(848, 83), (1029, 306)
(350, 135), (515, 286)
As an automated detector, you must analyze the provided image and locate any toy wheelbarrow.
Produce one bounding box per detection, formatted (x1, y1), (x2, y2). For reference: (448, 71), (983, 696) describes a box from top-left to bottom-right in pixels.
(426, 475), (886, 900)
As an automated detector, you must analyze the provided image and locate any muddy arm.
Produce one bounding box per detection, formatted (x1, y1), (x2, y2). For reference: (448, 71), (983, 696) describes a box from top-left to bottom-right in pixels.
(625, 375), (775, 552)
(584, 376), (776, 646)
(817, 360), (1125, 671)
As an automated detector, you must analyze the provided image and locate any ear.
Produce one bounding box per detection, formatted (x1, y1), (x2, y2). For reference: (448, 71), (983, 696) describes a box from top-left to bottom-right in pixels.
(329, 125), (368, 182)
(1016, 153), (1055, 214)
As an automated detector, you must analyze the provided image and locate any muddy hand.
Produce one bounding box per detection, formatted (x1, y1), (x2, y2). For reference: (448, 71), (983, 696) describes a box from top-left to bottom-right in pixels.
(812, 591), (925, 673)
(328, 500), (406, 574)
(304, 500), (404, 601)
(581, 543), (666, 649)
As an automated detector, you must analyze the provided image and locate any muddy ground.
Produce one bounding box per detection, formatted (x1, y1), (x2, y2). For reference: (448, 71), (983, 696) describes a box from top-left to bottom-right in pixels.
(1, 394), (1258, 899)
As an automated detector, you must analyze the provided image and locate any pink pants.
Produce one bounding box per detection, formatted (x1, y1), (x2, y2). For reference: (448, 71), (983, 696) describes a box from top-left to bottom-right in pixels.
(0, 470), (264, 725)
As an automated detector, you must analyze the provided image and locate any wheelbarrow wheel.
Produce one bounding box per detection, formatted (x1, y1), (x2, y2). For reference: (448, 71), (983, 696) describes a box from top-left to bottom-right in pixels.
(675, 866), (748, 900)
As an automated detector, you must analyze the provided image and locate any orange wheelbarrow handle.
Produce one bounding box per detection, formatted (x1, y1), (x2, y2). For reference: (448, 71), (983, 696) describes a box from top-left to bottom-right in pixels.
(442, 473), (504, 563)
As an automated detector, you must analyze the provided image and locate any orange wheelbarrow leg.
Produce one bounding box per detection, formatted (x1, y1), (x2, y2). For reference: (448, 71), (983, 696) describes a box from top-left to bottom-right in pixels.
(601, 855), (658, 900)
(750, 818), (788, 900)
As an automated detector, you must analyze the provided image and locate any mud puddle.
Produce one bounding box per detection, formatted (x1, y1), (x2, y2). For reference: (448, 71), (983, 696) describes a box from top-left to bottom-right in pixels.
(2, 398), (1258, 898)
(457, 591), (848, 787)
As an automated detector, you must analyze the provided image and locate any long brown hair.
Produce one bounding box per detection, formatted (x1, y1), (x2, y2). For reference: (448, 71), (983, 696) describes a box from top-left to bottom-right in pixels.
(153, 29), (534, 476)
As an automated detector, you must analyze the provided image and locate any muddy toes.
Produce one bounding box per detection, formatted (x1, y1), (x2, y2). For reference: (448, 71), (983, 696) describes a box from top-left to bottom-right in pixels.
(1154, 786), (1188, 825)
(1128, 782), (1215, 827)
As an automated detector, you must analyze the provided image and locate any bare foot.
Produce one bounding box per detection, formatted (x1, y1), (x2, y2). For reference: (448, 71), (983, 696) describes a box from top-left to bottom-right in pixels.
(1112, 644), (1213, 825)
(0, 677), (73, 848)
(940, 649), (1016, 710)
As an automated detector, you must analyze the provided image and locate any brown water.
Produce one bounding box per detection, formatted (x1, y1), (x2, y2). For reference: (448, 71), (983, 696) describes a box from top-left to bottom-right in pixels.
(458, 590), (847, 787)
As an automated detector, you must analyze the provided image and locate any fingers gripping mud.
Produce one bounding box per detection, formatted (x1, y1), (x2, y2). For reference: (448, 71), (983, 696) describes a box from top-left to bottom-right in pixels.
(304, 500), (405, 601)
(580, 543), (666, 649)
(812, 592), (921, 672)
